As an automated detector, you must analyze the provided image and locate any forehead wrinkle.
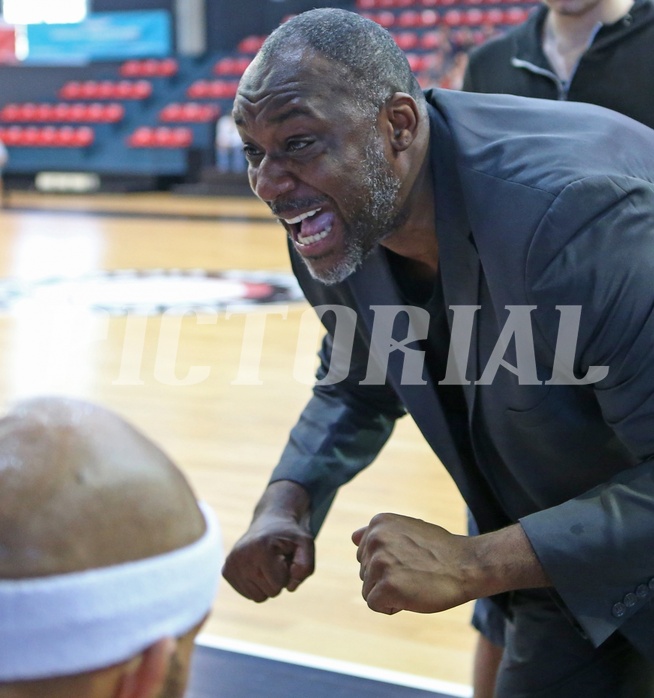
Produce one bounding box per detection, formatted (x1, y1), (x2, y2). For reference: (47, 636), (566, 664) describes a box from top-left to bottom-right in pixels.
(234, 87), (323, 130)
(235, 49), (355, 126)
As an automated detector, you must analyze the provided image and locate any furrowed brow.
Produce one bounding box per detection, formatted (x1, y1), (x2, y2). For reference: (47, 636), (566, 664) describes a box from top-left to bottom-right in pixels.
(268, 106), (315, 125)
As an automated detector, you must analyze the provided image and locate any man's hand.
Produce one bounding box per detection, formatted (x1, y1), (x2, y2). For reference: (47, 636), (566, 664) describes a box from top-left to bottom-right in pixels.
(352, 513), (549, 615)
(222, 481), (315, 602)
(352, 513), (475, 615)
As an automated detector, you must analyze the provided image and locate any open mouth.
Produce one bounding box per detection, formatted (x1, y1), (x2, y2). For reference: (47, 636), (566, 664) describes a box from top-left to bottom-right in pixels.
(281, 208), (335, 248)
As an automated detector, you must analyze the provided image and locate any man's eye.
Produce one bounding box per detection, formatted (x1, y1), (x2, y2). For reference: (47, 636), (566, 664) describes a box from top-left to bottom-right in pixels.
(287, 140), (313, 152)
(243, 146), (262, 161)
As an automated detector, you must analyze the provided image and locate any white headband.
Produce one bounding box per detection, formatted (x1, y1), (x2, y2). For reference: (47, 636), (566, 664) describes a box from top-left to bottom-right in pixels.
(0, 501), (222, 682)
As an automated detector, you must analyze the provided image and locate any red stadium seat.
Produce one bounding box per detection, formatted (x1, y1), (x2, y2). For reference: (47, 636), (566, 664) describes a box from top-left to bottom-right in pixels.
(0, 103), (20, 121)
(484, 8), (506, 24)
(79, 81), (99, 99)
(159, 58), (178, 76)
(406, 53), (429, 72)
(237, 35), (266, 53)
(120, 60), (140, 77)
(394, 31), (420, 50)
(68, 103), (88, 121)
(160, 103), (184, 121)
(55, 127), (78, 147)
(214, 57), (237, 75)
(20, 103), (38, 121)
(187, 80), (211, 99)
(420, 29), (444, 49)
(35, 104), (52, 121)
(4, 126), (22, 145)
(128, 126), (154, 147)
(72, 126), (94, 146)
(120, 58), (178, 78)
(464, 8), (485, 25)
(420, 9), (440, 26)
(160, 102), (220, 122)
(371, 11), (396, 27)
(103, 103), (125, 122)
(398, 10), (420, 27)
(214, 56), (252, 76)
(443, 9), (464, 26)
(504, 7), (530, 23)
(127, 126), (192, 148)
(59, 81), (83, 99)
(132, 80), (153, 99)
(22, 127), (40, 146)
(38, 126), (58, 146)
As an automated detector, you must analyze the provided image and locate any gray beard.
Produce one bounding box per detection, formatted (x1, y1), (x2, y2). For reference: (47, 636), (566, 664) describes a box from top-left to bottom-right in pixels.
(308, 137), (406, 286)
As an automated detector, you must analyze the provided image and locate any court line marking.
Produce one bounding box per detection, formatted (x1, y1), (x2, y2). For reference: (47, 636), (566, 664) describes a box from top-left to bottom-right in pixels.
(197, 633), (473, 697)
(4, 204), (272, 224)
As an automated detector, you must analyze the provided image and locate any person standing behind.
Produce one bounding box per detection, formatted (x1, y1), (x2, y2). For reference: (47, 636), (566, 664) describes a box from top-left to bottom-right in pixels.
(462, 0), (654, 129)
(463, 1), (654, 693)
(0, 138), (7, 207)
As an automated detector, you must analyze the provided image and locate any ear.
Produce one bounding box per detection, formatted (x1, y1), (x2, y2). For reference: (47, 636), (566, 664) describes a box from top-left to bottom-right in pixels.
(383, 93), (421, 153)
(113, 638), (176, 698)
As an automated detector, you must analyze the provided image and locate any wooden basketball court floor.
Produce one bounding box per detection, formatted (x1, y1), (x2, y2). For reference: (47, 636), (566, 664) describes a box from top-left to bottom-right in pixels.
(0, 190), (476, 695)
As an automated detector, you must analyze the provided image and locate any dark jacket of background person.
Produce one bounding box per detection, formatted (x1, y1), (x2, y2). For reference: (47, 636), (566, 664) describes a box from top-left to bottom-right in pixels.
(462, 0), (654, 129)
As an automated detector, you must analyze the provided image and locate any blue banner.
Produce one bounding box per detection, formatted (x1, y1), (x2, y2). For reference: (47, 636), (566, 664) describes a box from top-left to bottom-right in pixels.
(25, 11), (171, 63)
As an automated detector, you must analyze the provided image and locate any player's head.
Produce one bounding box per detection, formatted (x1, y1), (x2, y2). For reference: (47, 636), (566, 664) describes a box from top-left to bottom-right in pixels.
(0, 396), (222, 698)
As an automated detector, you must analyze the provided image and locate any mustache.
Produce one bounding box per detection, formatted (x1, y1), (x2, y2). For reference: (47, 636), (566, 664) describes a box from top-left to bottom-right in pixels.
(270, 197), (328, 217)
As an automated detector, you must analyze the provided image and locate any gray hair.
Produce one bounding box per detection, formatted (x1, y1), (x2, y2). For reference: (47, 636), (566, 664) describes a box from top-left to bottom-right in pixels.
(257, 8), (425, 119)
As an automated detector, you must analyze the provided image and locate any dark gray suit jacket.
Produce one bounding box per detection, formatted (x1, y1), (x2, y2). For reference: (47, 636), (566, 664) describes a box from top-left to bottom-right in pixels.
(271, 88), (654, 656)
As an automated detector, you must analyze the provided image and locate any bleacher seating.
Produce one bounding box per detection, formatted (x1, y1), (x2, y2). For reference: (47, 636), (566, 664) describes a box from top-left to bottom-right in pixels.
(127, 126), (193, 148)
(0, 125), (94, 147)
(59, 80), (153, 101)
(237, 35), (266, 54)
(187, 80), (239, 99)
(0, 0), (540, 183)
(0, 102), (125, 123)
(119, 58), (179, 78)
(213, 57), (251, 76)
(160, 102), (220, 122)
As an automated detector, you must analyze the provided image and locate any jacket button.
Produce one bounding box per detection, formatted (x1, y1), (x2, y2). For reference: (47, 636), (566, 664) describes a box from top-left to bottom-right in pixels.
(624, 592), (637, 608)
(636, 584), (649, 599)
(612, 602), (627, 618)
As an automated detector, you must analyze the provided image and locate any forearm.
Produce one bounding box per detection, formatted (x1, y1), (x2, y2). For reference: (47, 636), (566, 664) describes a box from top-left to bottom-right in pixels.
(272, 386), (401, 534)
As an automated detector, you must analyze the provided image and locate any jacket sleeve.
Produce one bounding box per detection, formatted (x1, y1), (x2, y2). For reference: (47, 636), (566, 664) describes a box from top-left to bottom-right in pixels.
(269, 271), (406, 535)
(519, 174), (654, 647)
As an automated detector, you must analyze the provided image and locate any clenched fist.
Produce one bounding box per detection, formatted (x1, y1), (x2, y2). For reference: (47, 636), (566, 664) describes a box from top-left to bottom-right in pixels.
(352, 513), (476, 615)
(222, 481), (315, 602)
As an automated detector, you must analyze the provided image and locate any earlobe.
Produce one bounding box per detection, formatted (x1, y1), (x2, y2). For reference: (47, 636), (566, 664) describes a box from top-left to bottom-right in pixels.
(114, 638), (176, 698)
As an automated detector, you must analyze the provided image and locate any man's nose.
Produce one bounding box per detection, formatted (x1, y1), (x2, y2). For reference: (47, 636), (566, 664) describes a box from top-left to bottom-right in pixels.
(253, 155), (295, 203)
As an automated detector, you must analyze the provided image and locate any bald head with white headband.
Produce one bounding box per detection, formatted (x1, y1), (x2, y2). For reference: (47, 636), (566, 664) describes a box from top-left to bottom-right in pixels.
(0, 397), (222, 698)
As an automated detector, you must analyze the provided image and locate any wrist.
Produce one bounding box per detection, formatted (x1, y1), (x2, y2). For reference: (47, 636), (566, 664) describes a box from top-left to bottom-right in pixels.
(467, 524), (551, 599)
(254, 480), (311, 525)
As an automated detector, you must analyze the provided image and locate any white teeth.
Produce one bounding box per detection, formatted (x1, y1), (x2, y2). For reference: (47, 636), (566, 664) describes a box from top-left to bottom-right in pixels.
(297, 225), (332, 246)
(283, 208), (321, 225)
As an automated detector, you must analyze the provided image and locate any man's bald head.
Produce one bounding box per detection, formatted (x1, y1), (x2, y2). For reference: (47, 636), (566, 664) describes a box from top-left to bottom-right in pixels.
(0, 396), (204, 579)
(0, 397), (218, 698)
